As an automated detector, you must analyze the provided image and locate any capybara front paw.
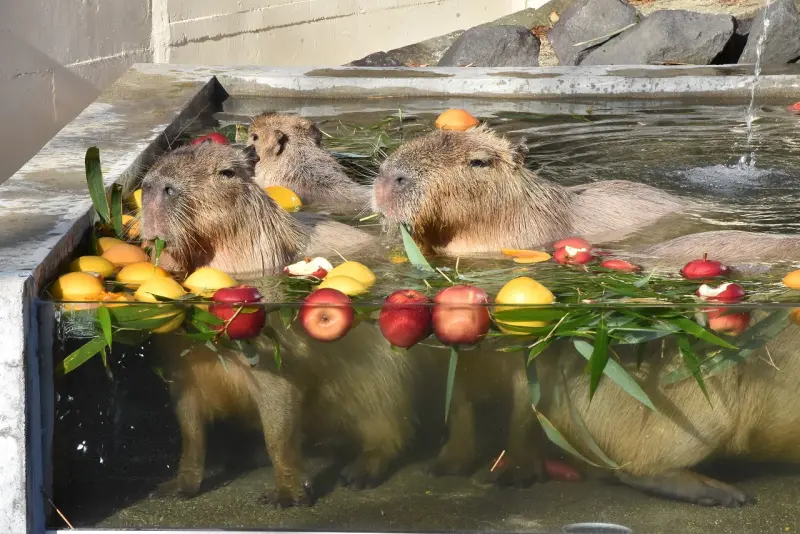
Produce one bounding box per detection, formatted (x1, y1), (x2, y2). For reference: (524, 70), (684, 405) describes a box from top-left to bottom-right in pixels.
(339, 455), (389, 490)
(425, 454), (474, 478)
(260, 481), (315, 509)
(150, 477), (200, 499)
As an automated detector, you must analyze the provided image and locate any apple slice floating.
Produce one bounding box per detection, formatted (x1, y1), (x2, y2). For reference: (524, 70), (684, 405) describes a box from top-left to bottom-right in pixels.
(599, 259), (641, 272)
(284, 257), (333, 279)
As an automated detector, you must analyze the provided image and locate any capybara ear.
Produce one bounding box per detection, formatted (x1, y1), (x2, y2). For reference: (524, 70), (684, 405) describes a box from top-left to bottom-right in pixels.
(242, 144), (260, 171)
(511, 139), (528, 167)
(308, 123), (323, 146)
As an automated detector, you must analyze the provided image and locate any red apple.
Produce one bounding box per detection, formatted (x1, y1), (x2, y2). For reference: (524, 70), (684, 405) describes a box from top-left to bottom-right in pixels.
(696, 282), (746, 303)
(554, 246), (594, 265)
(600, 259), (641, 272)
(788, 102), (800, 113)
(432, 285), (490, 345)
(210, 285), (266, 340)
(378, 290), (432, 348)
(191, 132), (230, 145)
(680, 253), (729, 280)
(298, 288), (354, 342)
(284, 257), (333, 279)
(552, 237), (591, 251)
(706, 308), (750, 336)
(544, 459), (581, 482)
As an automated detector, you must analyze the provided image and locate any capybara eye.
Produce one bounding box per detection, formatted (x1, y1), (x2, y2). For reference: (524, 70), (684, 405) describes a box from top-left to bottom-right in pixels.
(251, 133), (259, 142)
(469, 158), (491, 168)
(219, 169), (236, 178)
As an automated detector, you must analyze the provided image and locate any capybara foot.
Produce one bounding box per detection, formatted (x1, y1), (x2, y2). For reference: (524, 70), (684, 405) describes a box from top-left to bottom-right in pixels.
(150, 477), (200, 499)
(476, 455), (544, 488)
(260, 481), (315, 509)
(340, 454), (390, 490)
(426, 453), (475, 478)
(618, 469), (755, 507)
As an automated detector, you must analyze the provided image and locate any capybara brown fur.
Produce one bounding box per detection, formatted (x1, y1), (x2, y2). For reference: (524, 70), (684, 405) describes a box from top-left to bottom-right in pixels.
(247, 112), (371, 212)
(371, 125), (800, 506)
(139, 142), (427, 507)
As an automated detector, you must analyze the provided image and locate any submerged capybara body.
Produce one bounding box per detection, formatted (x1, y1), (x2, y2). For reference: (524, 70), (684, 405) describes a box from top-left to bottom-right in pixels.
(139, 142), (425, 506)
(247, 112), (371, 212)
(371, 124), (800, 506)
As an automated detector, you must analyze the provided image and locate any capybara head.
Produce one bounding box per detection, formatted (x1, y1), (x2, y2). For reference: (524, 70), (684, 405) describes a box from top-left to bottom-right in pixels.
(247, 112), (323, 162)
(372, 126), (530, 247)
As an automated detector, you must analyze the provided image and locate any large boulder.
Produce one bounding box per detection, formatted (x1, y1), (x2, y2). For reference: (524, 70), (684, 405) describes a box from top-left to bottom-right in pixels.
(347, 51), (404, 67)
(581, 10), (735, 66)
(739, 0), (800, 64)
(548, 0), (639, 66)
(437, 25), (540, 67)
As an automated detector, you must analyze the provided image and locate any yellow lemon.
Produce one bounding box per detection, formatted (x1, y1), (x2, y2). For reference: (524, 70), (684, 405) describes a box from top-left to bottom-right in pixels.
(327, 261), (375, 288)
(183, 267), (237, 297)
(69, 256), (115, 278)
(318, 275), (367, 296)
(116, 262), (170, 286)
(96, 237), (127, 254)
(102, 243), (150, 268)
(100, 291), (136, 308)
(266, 186), (302, 212)
(783, 269), (800, 289)
(50, 272), (106, 301)
(494, 276), (555, 334)
(121, 214), (140, 238)
(134, 277), (186, 333)
(128, 189), (143, 211)
(434, 109), (480, 131)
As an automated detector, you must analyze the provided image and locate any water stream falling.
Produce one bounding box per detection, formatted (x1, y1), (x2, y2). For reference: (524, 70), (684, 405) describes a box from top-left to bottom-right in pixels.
(738, 0), (773, 169)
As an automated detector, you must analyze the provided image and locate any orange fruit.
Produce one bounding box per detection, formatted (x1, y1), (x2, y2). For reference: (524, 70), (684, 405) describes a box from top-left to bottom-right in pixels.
(128, 189), (143, 211)
(134, 277), (187, 334)
(50, 272), (105, 301)
(96, 237), (126, 255)
(435, 109), (480, 131)
(122, 214), (141, 238)
(790, 309), (800, 325)
(69, 256), (115, 278)
(265, 185), (302, 212)
(101, 292), (136, 308)
(782, 269), (800, 289)
(494, 277), (555, 333)
(183, 267), (237, 297)
(116, 262), (170, 286)
(102, 243), (149, 268)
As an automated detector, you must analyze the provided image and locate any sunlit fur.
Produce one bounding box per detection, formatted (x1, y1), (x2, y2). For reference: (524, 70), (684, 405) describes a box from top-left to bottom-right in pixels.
(248, 112), (371, 212)
(372, 125), (685, 256)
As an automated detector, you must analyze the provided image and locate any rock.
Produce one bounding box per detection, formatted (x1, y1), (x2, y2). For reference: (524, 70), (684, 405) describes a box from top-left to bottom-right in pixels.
(437, 25), (540, 67)
(548, 0), (639, 66)
(346, 30), (465, 67)
(485, 0), (577, 29)
(581, 10), (735, 66)
(347, 51), (404, 67)
(740, 0), (800, 64)
(717, 17), (753, 64)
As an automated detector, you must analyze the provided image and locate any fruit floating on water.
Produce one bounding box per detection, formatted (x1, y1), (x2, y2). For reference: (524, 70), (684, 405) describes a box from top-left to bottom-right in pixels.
(706, 308), (750, 337)
(600, 259), (641, 272)
(210, 285), (266, 340)
(134, 277), (187, 334)
(183, 267), (237, 297)
(432, 285), (491, 346)
(782, 269), (800, 289)
(299, 288), (355, 342)
(501, 248), (551, 263)
(265, 185), (302, 212)
(318, 275), (367, 296)
(494, 276), (555, 333)
(680, 253), (728, 280)
(191, 132), (229, 145)
(434, 109), (480, 131)
(116, 262), (170, 286)
(554, 246), (594, 265)
(284, 257), (333, 278)
(378, 289), (432, 348)
(121, 214), (141, 238)
(696, 282), (746, 303)
(50, 272), (105, 301)
(101, 291), (136, 308)
(96, 237), (127, 255)
(788, 102), (800, 113)
(102, 243), (150, 268)
(68, 256), (115, 278)
(552, 237), (591, 251)
(326, 261), (376, 288)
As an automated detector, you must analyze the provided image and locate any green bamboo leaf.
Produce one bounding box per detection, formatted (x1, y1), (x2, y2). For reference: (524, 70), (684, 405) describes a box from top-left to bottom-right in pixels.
(535, 410), (606, 469)
(184, 332), (217, 342)
(85, 147), (110, 223)
(263, 327), (282, 370)
(526, 358), (541, 405)
(97, 305), (112, 349)
(665, 317), (738, 350)
(190, 306), (225, 326)
(110, 183), (124, 238)
(677, 335), (711, 404)
(108, 304), (168, 323)
(588, 317), (610, 400)
(445, 347), (458, 422)
(279, 307), (295, 329)
(400, 223), (434, 272)
(153, 238), (166, 265)
(56, 337), (108, 374)
(527, 339), (552, 363)
(574, 339), (655, 411)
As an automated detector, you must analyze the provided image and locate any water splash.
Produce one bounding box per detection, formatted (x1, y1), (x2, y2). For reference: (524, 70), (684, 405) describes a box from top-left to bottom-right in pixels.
(739, 0), (773, 169)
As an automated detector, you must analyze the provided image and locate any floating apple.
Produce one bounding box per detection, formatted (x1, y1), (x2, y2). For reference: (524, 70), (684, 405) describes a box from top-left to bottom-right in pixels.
(284, 257), (333, 279)
(696, 282), (746, 303)
(706, 308), (750, 336)
(599, 259), (641, 272)
(432, 285), (491, 346)
(552, 237), (591, 251)
(788, 102), (800, 113)
(554, 246), (594, 265)
(298, 288), (354, 342)
(191, 132), (230, 145)
(378, 289), (432, 348)
(680, 253), (729, 280)
(210, 285), (266, 340)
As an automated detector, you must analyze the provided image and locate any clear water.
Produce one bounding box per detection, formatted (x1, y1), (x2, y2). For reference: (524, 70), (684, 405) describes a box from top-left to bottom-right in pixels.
(41, 97), (800, 532)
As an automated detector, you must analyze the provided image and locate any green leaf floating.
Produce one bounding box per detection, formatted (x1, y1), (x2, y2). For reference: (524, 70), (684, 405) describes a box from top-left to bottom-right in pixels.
(677, 335), (711, 404)
(574, 339), (655, 411)
(85, 147), (110, 223)
(57, 337), (108, 375)
(664, 317), (737, 350)
(97, 305), (113, 349)
(399, 223), (434, 272)
(535, 410), (608, 469)
(588, 316), (610, 400)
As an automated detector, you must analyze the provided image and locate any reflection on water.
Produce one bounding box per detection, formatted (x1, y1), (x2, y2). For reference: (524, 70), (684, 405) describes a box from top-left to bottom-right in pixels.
(44, 97), (800, 533)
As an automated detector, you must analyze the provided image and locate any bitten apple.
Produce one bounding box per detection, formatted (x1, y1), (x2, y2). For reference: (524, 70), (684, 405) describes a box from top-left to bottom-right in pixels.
(284, 257), (333, 279)
(298, 288), (354, 342)
(696, 282), (746, 303)
(378, 289), (432, 348)
(554, 246), (594, 265)
(191, 132), (230, 145)
(210, 285), (266, 340)
(706, 308), (750, 336)
(680, 253), (729, 280)
(432, 285), (490, 345)
(552, 237), (591, 251)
